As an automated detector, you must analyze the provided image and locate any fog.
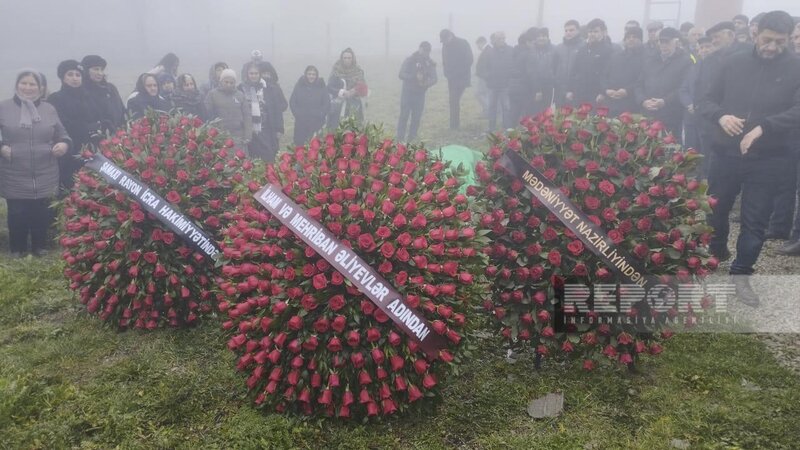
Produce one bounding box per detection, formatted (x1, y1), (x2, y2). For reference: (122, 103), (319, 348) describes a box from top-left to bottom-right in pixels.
(0, 0), (797, 95)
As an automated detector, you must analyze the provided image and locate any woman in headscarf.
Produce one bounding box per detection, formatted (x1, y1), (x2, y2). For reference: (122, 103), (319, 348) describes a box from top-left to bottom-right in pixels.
(156, 72), (176, 107)
(240, 61), (287, 162)
(126, 73), (171, 120)
(200, 61), (228, 98)
(290, 65), (330, 146)
(0, 70), (71, 257)
(327, 48), (368, 128)
(172, 73), (207, 120)
(47, 59), (103, 191)
(80, 54), (125, 131)
(204, 68), (252, 150)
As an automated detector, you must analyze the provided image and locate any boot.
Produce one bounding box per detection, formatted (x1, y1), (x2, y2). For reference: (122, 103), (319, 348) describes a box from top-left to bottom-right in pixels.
(731, 275), (759, 307)
(776, 240), (800, 256)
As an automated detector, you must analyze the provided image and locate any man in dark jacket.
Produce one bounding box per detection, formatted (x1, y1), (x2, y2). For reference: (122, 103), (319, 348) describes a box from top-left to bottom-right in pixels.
(507, 31), (539, 126)
(697, 10), (800, 306)
(635, 27), (692, 138)
(636, 27), (692, 137)
(599, 26), (645, 117)
(440, 29), (473, 130)
(476, 31), (514, 131)
(567, 18), (614, 105)
(679, 36), (715, 176)
(397, 42), (437, 142)
(554, 20), (583, 106)
(80, 55), (125, 132)
(530, 27), (557, 114)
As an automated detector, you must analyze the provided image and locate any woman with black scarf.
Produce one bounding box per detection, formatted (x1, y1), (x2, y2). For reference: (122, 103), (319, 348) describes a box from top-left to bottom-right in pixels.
(173, 73), (207, 120)
(126, 73), (171, 120)
(290, 65), (330, 146)
(47, 60), (103, 190)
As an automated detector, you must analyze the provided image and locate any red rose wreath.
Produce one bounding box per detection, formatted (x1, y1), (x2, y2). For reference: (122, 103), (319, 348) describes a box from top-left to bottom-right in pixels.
(59, 112), (257, 329)
(216, 123), (489, 418)
(469, 105), (720, 370)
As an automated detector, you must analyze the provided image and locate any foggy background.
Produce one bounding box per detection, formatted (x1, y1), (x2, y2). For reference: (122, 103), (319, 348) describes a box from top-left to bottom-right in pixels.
(0, 0), (797, 100)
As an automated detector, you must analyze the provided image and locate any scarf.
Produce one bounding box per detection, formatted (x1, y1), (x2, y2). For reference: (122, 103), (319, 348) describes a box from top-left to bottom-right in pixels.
(16, 94), (41, 129)
(241, 80), (264, 134)
(330, 60), (365, 88)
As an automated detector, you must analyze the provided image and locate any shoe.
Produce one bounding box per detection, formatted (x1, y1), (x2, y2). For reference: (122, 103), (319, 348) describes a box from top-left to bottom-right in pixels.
(776, 240), (800, 256)
(711, 248), (731, 261)
(765, 230), (790, 240)
(731, 275), (759, 307)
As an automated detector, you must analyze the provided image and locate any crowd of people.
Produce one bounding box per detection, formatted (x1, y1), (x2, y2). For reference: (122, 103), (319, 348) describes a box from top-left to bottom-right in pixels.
(0, 10), (799, 308)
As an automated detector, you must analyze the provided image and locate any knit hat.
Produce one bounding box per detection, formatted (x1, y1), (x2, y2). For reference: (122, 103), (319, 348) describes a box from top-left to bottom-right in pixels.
(219, 68), (237, 82)
(81, 54), (107, 70)
(57, 59), (82, 80)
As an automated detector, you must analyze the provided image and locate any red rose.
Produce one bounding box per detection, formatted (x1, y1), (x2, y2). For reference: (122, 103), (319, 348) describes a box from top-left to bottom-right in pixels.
(380, 242), (396, 258)
(574, 178), (590, 191)
(567, 240), (584, 256)
(166, 190), (181, 203)
(548, 250), (562, 266)
(598, 180), (616, 197)
(328, 294), (345, 311)
(312, 273), (328, 290)
(357, 233), (376, 251)
(584, 196), (601, 210)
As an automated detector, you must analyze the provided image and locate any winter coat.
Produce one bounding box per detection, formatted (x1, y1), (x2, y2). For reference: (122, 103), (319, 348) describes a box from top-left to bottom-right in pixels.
(204, 88), (252, 144)
(476, 43), (514, 90)
(698, 48), (800, 158)
(508, 44), (535, 96)
(554, 36), (583, 95)
(602, 46), (645, 115)
(47, 84), (103, 155)
(83, 78), (125, 131)
(635, 49), (692, 131)
(172, 90), (207, 120)
(0, 97), (71, 199)
(442, 36), (474, 88)
(290, 75), (330, 145)
(532, 43), (558, 100)
(399, 51), (438, 95)
(126, 92), (172, 120)
(569, 39), (615, 103)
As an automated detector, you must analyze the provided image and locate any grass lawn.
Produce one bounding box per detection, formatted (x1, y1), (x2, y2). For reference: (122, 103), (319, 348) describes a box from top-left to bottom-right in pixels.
(2, 58), (800, 449)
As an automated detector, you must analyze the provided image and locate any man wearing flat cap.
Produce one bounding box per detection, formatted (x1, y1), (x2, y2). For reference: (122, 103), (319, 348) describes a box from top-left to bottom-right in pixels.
(635, 27), (692, 137)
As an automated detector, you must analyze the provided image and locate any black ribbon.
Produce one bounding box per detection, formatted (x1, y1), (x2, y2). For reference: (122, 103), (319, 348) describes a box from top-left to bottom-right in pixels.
(499, 149), (657, 291)
(254, 184), (450, 359)
(84, 154), (220, 261)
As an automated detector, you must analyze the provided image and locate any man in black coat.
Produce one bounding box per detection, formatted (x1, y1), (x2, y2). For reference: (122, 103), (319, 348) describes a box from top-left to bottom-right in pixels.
(530, 27), (557, 114)
(80, 55), (125, 132)
(599, 26), (644, 117)
(554, 20), (583, 106)
(635, 27), (692, 137)
(440, 29), (473, 130)
(567, 18), (614, 106)
(476, 32), (514, 131)
(397, 41), (437, 142)
(697, 10), (800, 306)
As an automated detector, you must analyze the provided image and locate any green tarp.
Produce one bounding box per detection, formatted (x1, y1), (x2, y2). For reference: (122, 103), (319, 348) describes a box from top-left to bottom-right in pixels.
(430, 145), (483, 193)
